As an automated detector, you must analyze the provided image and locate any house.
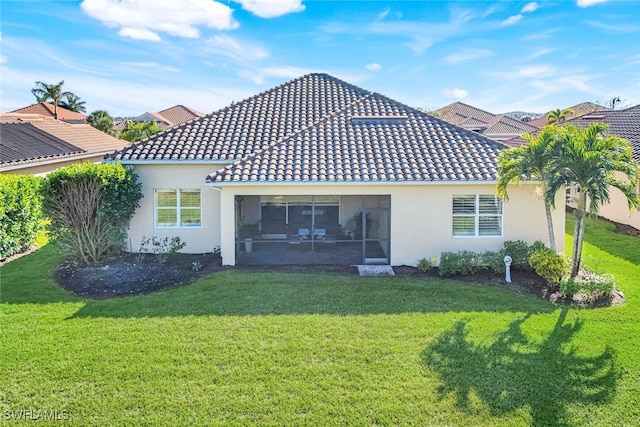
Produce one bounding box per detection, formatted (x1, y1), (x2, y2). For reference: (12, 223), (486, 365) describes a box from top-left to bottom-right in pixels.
(528, 102), (608, 128)
(435, 102), (540, 146)
(106, 74), (564, 266)
(9, 102), (87, 124)
(0, 113), (130, 175)
(565, 105), (640, 230)
(115, 105), (204, 131)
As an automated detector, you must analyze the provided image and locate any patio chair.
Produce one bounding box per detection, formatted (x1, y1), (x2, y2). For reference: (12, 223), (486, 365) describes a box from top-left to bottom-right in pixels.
(297, 228), (310, 240)
(313, 228), (326, 241)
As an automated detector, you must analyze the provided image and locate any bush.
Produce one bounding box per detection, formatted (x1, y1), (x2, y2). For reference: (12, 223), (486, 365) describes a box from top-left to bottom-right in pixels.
(0, 174), (43, 259)
(41, 162), (143, 265)
(480, 251), (506, 274)
(138, 235), (186, 264)
(501, 240), (546, 271)
(439, 251), (480, 276)
(417, 257), (437, 272)
(560, 274), (615, 297)
(529, 249), (569, 284)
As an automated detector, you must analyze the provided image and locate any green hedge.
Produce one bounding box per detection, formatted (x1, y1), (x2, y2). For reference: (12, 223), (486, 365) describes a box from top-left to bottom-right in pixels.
(0, 174), (43, 260)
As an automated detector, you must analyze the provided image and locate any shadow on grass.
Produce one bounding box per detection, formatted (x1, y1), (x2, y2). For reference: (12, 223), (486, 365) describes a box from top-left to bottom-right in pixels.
(64, 269), (556, 318)
(567, 214), (640, 267)
(423, 308), (616, 425)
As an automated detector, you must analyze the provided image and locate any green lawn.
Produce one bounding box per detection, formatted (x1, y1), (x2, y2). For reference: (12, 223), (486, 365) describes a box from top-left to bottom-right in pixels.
(1, 216), (639, 426)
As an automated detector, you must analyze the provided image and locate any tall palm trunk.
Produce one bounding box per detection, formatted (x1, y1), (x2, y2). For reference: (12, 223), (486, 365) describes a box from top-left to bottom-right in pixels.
(544, 204), (557, 252)
(571, 192), (587, 277)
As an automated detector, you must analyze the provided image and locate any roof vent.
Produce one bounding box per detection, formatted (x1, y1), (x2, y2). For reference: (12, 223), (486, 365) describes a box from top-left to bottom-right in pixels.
(350, 115), (408, 124)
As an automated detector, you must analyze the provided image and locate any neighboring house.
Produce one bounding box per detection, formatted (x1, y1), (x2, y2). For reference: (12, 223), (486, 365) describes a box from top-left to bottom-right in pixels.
(435, 102), (540, 146)
(0, 113), (130, 175)
(107, 73), (564, 266)
(565, 105), (640, 230)
(528, 102), (608, 128)
(9, 102), (87, 124)
(115, 105), (204, 131)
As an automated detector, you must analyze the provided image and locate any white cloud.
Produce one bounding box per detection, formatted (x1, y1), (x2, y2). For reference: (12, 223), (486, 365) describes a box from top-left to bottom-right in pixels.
(366, 63), (381, 71)
(443, 87), (469, 99)
(203, 34), (269, 61)
(585, 21), (640, 33)
(502, 14), (523, 26)
(528, 48), (556, 59)
(80, 0), (238, 41)
(442, 48), (493, 64)
(577, 0), (608, 7)
(232, 0), (305, 19)
(518, 65), (556, 78)
(521, 2), (539, 13)
(377, 8), (390, 20)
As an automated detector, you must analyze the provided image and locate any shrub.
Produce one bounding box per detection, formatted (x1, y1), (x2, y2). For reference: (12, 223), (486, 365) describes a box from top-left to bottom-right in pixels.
(480, 250), (506, 274)
(560, 274), (615, 297)
(501, 240), (531, 270)
(0, 174), (43, 259)
(529, 249), (569, 284)
(417, 257), (437, 272)
(138, 235), (186, 264)
(439, 251), (480, 276)
(41, 163), (143, 265)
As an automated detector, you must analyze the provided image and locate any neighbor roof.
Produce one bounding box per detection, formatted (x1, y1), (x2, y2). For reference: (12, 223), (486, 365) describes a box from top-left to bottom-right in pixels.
(529, 102), (609, 128)
(116, 105), (205, 132)
(0, 113), (130, 168)
(567, 105), (640, 163)
(0, 122), (83, 164)
(435, 101), (538, 145)
(9, 102), (87, 123)
(108, 73), (506, 184)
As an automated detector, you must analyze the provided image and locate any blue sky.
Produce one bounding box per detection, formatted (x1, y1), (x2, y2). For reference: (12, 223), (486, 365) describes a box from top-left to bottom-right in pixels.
(2, 0), (639, 117)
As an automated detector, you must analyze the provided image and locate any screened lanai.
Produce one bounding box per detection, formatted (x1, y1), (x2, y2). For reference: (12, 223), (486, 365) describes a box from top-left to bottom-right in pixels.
(234, 195), (390, 265)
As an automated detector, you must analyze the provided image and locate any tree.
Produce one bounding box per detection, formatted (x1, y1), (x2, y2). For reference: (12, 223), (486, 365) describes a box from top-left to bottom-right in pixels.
(119, 121), (162, 142)
(496, 126), (561, 251)
(31, 80), (73, 119)
(59, 93), (87, 113)
(545, 123), (639, 277)
(546, 108), (575, 124)
(87, 110), (116, 136)
(40, 163), (143, 265)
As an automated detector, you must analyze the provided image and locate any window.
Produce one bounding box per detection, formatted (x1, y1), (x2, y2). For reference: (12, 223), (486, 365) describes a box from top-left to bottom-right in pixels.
(452, 195), (502, 237)
(155, 189), (201, 228)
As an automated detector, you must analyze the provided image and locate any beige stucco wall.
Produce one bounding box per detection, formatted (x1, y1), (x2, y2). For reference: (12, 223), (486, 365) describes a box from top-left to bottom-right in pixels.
(125, 163), (227, 254)
(216, 182), (565, 266)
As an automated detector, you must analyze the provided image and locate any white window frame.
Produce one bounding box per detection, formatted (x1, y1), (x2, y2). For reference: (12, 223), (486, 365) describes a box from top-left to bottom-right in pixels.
(154, 189), (202, 229)
(452, 194), (503, 238)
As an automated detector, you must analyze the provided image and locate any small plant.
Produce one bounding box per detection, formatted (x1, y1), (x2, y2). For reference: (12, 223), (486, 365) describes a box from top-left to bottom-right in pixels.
(136, 235), (151, 263)
(560, 273), (615, 298)
(439, 251), (480, 276)
(417, 257), (437, 272)
(151, 236), (186, 264)
(212, 246), (221, 260)
(528, 248), (569, 285)
(191, 261), (203, 272)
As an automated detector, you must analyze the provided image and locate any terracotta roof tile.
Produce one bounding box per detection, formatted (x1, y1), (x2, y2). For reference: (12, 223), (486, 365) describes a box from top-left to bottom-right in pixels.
(9, 102), (87, 122)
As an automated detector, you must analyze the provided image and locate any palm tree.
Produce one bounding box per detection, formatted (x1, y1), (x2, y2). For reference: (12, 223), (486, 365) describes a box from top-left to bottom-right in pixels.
(60, 93), (86, 113)
(87, 110), (116, 136)
(496, 126), (561, 251)
(31, 80), (73, 119)
(545, 123), (639, 277)
(119, 121), (162, 142)
(546, 108), (575, 125)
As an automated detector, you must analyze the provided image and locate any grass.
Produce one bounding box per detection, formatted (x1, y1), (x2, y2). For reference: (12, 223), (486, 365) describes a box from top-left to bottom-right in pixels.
(1, 215), (639, 425)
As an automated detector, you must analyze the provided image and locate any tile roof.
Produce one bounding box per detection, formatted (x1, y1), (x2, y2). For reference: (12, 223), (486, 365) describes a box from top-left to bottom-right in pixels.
(1, 122), (84, 164)
(528, 102), (608, 128)
(108, 73), (506, 184)
(435, 101), (538, 144)
(0, 113), (130, 167)
(8, 102), (87, 123)
(157, 105), (205, 127)
(567, 105), (640, 163)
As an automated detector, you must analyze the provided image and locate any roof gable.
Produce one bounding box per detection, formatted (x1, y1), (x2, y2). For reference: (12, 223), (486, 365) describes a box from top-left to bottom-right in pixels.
(9, 102), (87, 122)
